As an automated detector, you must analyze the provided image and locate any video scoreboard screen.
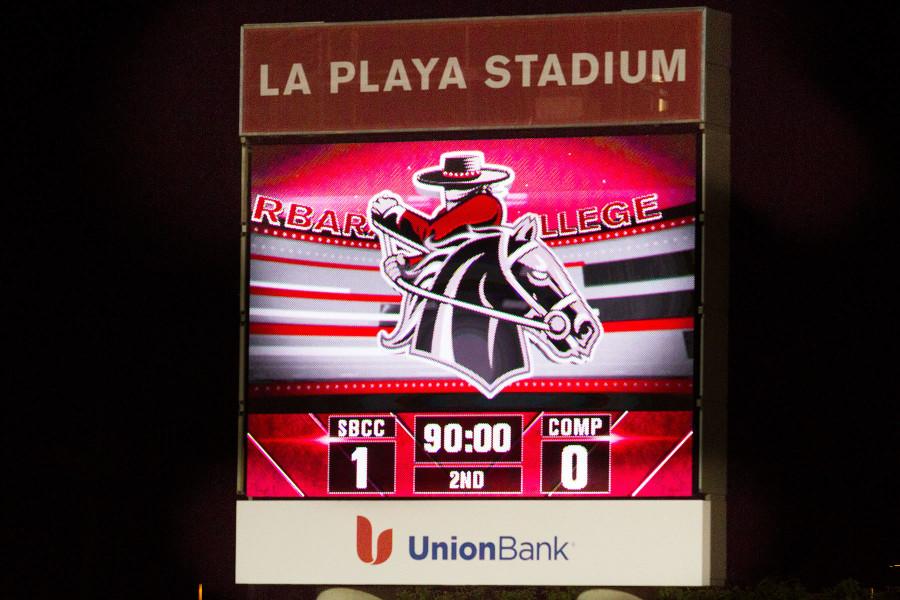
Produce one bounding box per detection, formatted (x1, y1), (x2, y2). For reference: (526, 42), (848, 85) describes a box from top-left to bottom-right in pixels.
(243, 133), (698, 499)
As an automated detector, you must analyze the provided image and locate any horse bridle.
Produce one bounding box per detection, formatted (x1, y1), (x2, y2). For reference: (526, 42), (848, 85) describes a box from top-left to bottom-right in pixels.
(373, 220), (576, 340)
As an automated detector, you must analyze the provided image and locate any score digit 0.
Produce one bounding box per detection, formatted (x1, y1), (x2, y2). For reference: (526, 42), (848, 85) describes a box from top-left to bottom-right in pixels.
(540, 414), (611, 494)
(540, 441), (609, 493)
(414, 415), (522, 463)
(422, 422), (512, 454)
(560, 445), (589, 490)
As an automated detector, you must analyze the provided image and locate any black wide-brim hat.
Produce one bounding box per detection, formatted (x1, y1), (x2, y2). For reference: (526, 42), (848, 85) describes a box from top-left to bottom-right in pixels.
(414, 151), (514, 191)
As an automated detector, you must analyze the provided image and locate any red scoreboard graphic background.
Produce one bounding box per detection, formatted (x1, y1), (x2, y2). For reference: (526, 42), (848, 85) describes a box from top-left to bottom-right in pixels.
(247, 411), (693, 498)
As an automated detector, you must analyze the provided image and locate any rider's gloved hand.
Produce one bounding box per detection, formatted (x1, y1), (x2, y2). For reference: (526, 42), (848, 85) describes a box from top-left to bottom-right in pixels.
(383, 254), (406, 281)
(369, 190), (404, 224)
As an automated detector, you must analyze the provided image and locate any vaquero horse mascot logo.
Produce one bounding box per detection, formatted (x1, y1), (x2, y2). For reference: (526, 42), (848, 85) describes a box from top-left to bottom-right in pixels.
(368, 151), (602, 398)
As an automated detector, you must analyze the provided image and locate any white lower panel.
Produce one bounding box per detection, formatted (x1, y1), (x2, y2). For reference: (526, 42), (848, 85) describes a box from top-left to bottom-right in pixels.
(236, 500), (710, 586)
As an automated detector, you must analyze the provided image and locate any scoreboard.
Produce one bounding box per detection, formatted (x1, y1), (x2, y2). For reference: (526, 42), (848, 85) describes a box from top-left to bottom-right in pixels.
(237, 9), (729, 587)
(243, 133), (699, 500)
(248, 411), (694, 498)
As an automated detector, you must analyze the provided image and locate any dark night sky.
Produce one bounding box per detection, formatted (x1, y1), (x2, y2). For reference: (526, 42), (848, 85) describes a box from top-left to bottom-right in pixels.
(10, 1), (897, 599)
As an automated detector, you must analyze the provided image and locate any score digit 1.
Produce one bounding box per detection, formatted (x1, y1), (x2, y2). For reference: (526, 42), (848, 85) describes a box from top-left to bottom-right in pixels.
(327, 416), (396, 495)
(350, 446), (368, 489)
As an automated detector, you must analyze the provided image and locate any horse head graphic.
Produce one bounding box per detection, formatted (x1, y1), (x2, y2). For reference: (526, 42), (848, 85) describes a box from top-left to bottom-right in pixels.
(370, 205), (602, 397)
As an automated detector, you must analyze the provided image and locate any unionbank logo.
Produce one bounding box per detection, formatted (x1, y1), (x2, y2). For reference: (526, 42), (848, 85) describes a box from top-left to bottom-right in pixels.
(356, 516), (393, 565)
(355, 515), (570, 564)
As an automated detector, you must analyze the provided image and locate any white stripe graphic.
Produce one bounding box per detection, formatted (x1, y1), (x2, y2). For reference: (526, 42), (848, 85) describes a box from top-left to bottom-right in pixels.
(249, 346), (389, 357)
(249, 280), (350, 293)
(249, 308), (397, 322)
(308, 413), (328, 434)
(611, 411), (629, 430)
(585, 275), (694, 300)
(392, 414), (415, 440)
(631, 430), (693, 497)
(523, 412), (545, 436)
(246, 433), (305, 497)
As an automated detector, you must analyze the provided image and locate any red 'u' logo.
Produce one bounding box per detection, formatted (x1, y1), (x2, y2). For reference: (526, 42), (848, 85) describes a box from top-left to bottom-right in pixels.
(356, 516), (393, 565)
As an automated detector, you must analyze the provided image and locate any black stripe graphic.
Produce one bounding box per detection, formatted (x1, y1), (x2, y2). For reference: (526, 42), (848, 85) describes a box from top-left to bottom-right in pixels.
(588, 291), (695, 322)
(379, 303), (401, 327)
(582, 250), (695, 287)
(659, 203), (697, 221)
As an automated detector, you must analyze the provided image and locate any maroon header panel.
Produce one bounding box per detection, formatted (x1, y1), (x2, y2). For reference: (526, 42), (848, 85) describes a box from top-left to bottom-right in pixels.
(241, 11), (704, 135)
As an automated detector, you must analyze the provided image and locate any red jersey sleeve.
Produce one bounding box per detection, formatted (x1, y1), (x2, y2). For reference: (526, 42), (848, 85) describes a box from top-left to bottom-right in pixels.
(399, 193), (503, 243)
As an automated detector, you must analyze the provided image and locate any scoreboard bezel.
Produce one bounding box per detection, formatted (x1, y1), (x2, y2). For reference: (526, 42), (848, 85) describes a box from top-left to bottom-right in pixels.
(238, 125), (704, 501)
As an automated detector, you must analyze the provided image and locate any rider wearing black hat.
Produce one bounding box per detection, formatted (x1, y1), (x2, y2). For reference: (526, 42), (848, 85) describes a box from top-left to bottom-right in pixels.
(370, 150), (514, 248)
